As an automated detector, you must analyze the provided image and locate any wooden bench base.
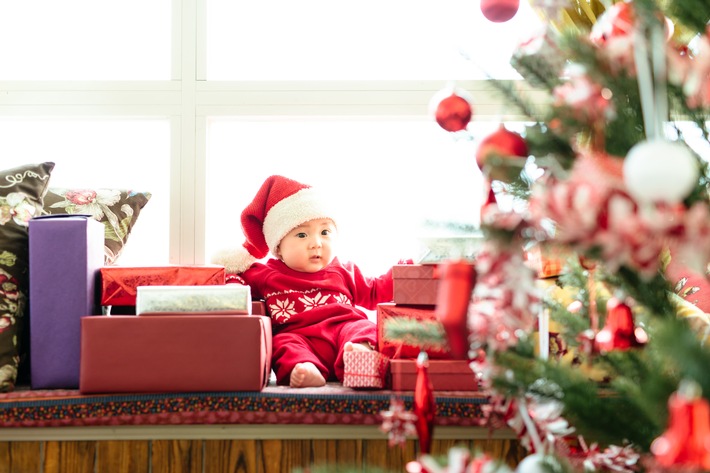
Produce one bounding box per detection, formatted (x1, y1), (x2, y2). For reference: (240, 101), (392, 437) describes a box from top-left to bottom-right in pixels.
(0, 425), (526, 472)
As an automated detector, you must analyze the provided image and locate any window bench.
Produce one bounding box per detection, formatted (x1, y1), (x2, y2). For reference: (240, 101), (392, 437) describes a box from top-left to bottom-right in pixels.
(0, 384), (525, 472)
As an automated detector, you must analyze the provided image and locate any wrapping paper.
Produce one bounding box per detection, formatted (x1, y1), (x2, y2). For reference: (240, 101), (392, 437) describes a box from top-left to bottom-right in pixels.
(392, 264), (439, 306)
(29, 215), (104, 389)
(80, 315), (272, 393)
(136, 284), (252, 315)
(376, 303), (452, 360)
(389, 359), (478, 391)
(342, 351), (390, 389)
(100, 265), (226, 306)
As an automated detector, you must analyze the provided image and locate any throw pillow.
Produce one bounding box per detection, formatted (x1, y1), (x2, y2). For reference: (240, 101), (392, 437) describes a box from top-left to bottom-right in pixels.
(44, 188), (152, 265)
(0, 162), (54, 392)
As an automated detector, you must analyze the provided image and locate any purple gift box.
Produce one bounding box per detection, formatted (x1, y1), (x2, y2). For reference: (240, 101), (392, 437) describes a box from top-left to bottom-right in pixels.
(29, 215), (104, 389)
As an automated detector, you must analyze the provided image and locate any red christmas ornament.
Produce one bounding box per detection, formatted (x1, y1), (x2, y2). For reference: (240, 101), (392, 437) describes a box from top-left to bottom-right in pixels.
(413, 351), (436, 455)
(651, 380), (710, 469)
(594, 297), (646, 352)
(430, 88), (473, 132)
(434, 260), (476, 360)
(480, 0), (520, 23)
(475, 125), (528, 182)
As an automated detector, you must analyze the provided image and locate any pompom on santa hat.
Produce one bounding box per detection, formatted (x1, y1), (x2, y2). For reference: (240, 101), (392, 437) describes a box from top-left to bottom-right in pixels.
(211, 175), (338, 274)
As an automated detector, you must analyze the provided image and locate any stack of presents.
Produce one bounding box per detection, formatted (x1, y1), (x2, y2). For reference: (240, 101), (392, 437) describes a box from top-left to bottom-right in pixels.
(28, 215), (562, 394)
(344, 263), (479, 391)
(28, 215), (271, 393)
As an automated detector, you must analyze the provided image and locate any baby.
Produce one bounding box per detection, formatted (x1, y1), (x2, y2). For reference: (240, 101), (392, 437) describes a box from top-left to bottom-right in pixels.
(212, 175), (393, 388)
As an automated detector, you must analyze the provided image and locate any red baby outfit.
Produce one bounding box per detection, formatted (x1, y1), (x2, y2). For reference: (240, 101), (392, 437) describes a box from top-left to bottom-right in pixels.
(240, 257), (393, 385)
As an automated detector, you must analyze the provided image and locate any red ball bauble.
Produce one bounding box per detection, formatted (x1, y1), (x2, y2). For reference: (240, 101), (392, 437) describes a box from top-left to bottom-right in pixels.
(480, 0), (520, 23)
(431, 89), (473, 132)
(475, 125), (528, 181)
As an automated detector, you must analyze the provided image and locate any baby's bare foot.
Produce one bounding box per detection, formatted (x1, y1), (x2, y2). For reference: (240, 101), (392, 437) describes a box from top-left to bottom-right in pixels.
(344, 341), (374, 352)
(290, 362), (326, 388)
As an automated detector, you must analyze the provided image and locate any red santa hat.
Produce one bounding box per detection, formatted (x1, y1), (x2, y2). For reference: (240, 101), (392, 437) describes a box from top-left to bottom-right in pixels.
(211, 175), (337, 274)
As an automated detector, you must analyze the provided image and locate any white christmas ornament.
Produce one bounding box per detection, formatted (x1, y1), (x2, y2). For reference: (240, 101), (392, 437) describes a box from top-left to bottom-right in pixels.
(515, 453), (555, 473)
(623, 139), (698, 204)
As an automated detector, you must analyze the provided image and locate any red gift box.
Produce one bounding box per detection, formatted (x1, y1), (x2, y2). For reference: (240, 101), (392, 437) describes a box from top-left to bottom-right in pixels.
(100, 265), (226, 306)
(389, 359), (478, 391)
(392, 264), (440, 306)
(376, 303), (451, 360)
(80, 314), (272, 393)
(342, 351), (390, 389)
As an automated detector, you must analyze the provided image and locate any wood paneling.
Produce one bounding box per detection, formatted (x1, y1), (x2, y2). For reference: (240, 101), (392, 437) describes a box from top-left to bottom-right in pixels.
(44, 441), (95, 473)
(0, 437), (526, 472)
(204, 439), (259, 473)
(0, 441), (41, 473)
(152, 439), (203, 473)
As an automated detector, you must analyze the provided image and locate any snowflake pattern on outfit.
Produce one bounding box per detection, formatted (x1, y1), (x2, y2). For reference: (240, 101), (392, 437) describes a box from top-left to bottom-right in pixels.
(299, 292), (330, 311)
(270, 298), (297, 323)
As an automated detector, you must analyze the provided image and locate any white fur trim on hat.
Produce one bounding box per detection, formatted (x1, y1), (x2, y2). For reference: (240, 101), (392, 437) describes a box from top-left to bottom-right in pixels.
(263, 186), (337, 256)
(210, 245), (257, 275)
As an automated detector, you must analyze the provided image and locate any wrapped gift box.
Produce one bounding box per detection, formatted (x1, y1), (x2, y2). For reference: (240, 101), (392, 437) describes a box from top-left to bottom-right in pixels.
(80, 315), (272, 393)
(392, 264), (439, 306)
(342, 351), (390, 389)
(389, 359), (478, 391)
(29, 215), (104, 389)
(376, 303), (451, 360)
(136, 284), (252, 315)
(100, 265), (226, 307)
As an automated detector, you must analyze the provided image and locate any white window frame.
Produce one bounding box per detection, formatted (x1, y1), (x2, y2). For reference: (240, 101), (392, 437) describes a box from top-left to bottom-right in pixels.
(0, 0), (541, 265)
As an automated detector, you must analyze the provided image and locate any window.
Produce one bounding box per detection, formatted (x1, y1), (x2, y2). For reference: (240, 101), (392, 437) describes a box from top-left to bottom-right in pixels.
(0, 0), (172, 80)
(0, 118), (171, 265)
(0, 0), (542, 270)
(205, 0), (543, 80)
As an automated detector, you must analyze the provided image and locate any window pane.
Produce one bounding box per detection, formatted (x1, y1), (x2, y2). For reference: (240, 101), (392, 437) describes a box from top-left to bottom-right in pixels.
(205, 117), (509, 276)
(206, 0), (544, 80)
(0, 0), (171, 80)
(0, 118), (170, 265)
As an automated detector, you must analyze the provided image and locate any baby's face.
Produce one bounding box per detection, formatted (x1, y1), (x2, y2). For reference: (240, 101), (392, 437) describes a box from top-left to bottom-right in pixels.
(276, 218), (337, 273)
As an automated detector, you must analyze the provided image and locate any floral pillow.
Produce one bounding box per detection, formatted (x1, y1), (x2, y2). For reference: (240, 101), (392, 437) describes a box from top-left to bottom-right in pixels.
(44, 188), (152, 265)
(0, 162), (54, 392)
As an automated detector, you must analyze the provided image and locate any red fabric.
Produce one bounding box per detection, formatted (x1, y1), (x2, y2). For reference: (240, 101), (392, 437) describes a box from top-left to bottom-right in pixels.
(240, 257), (393, 385)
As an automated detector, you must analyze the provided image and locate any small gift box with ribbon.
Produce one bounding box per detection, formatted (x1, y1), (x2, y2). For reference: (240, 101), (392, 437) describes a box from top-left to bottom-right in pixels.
(342, 351), (390, 389)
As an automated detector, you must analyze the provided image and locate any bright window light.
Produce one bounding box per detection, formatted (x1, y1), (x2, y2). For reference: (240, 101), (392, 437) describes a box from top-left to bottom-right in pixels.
(0, 0), (171, 80)
(204, 117), (510, 276)
(0, 118), (170, 266)
(205, 0), (544, 80)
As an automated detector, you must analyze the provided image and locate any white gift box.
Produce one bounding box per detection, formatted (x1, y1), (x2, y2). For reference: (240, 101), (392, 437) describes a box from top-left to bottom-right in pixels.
(136, 284), (252, 315)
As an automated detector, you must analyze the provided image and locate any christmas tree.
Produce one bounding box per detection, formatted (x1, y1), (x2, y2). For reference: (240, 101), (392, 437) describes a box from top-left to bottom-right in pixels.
(384, 0), (710, 471)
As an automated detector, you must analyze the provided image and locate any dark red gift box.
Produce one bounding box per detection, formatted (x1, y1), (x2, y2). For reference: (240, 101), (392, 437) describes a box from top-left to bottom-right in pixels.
(100, 265), (226, 306)
(392, 264), (440, 306)
(80, 314), (272, 393)
(389, 359), (479, 392)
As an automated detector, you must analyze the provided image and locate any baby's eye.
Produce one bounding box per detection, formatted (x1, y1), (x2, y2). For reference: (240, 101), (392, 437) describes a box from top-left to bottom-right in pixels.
(321, 229), (331, 236)
(296, 232), (307, 238)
